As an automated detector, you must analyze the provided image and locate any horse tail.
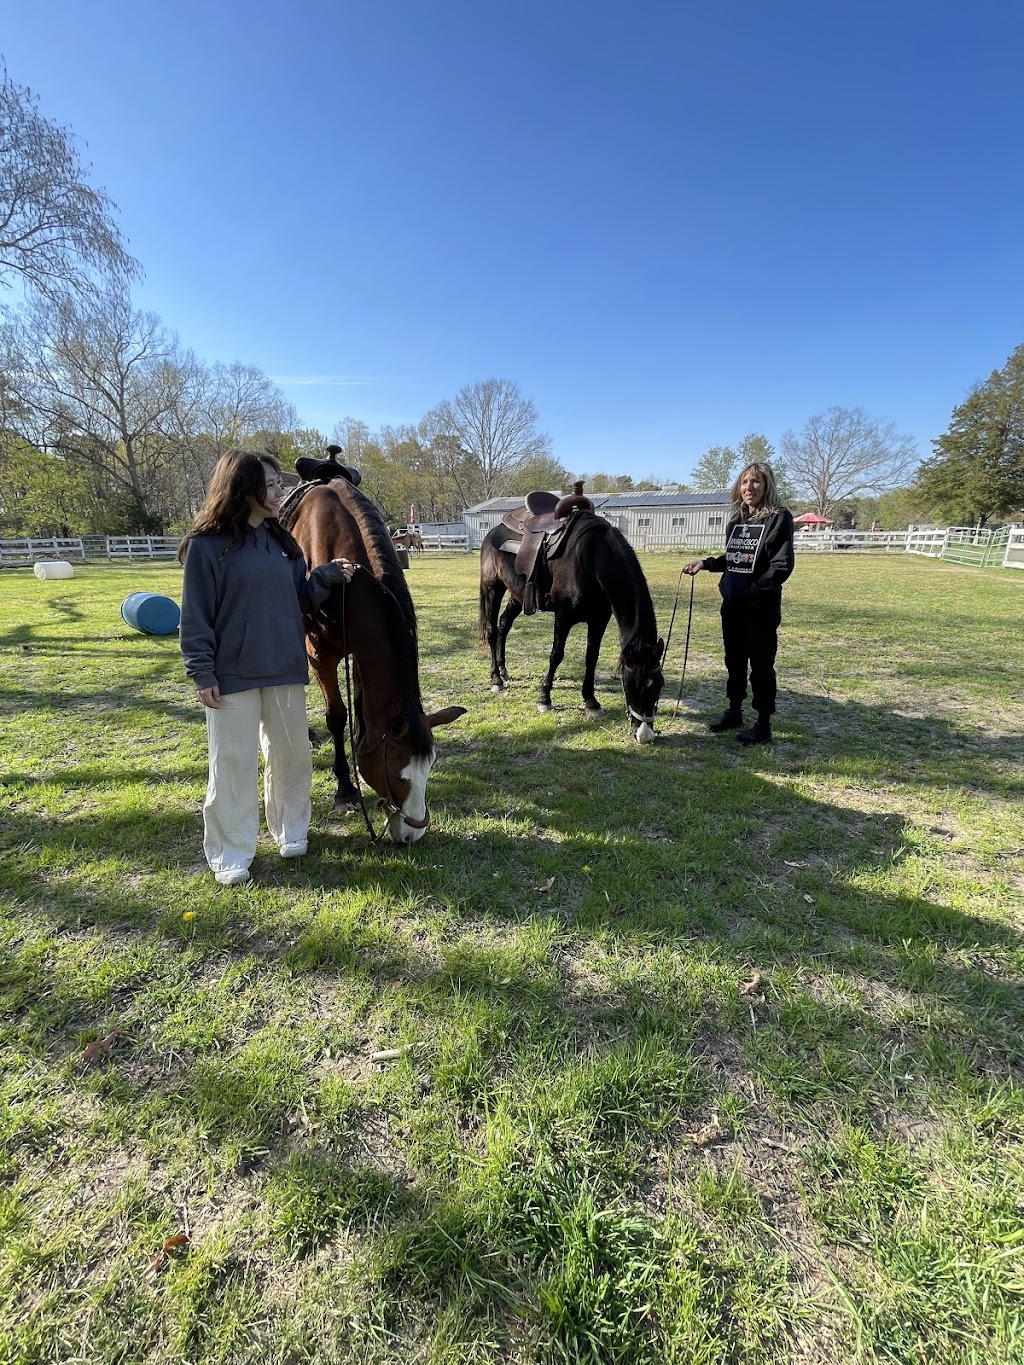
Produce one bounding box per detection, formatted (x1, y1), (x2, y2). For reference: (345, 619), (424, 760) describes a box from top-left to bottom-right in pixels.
(478, 577), (488, 642)
(478, 538), (494, 643)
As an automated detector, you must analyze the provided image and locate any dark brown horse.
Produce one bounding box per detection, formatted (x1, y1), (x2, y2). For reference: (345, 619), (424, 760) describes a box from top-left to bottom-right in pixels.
(479, 513), (665, 742)
(284, 479), (465, 842)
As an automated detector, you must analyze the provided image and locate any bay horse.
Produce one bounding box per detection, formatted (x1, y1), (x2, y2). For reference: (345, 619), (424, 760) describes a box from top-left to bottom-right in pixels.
(392, 529), (424, 553)
(284, 479), (465, 843)
(479, 512), (665, 742)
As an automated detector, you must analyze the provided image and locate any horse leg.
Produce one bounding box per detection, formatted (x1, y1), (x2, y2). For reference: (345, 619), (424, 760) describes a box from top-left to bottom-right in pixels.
(482, 577), (510, 690)
(312, 655), (360, 809)
(538, 612), (572, 712)
(496, 597), (522, 687)
(581, 609), (611, 717)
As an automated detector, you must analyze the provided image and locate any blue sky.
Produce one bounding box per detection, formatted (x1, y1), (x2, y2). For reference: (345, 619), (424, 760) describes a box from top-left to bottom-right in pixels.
(3, 1), (1022, 482)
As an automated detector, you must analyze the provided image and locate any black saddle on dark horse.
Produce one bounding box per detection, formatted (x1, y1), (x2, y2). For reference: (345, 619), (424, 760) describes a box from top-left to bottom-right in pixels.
(294, 444), (362, 487)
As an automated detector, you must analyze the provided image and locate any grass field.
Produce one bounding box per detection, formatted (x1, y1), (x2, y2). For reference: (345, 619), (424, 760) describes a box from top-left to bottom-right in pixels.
(1, 551), (1022, 1364)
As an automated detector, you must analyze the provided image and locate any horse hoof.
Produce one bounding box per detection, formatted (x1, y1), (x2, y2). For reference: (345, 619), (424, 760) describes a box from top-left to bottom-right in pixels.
(582, 705), (602, 721)
(536, 701), (552, 713)
(635, 722), (656, 744)
(333, 794), (359, 812)
(491, 683), (506, 694)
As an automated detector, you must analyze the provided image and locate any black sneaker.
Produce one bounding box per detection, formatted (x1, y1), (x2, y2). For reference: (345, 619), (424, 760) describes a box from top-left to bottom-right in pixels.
(709, 709), (743, 733)
(737, 719), (772, 745)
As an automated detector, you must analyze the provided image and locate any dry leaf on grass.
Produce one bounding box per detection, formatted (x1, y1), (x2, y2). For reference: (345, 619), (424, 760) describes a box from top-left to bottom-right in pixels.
(689, 1113), (730, 1147)
(534, 876), (556, 893)
(148, 1233), (190, 1274)
(78, 1029), (122, 1068)
(739, 972), (763, 996)
(371, 1042), (425, 1063)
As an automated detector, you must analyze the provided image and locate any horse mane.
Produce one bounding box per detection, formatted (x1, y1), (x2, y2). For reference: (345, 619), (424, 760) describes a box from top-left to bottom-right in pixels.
(326, 479), (418, 639)
(326, 480), (433, 751)
(580, 517), (659, 667)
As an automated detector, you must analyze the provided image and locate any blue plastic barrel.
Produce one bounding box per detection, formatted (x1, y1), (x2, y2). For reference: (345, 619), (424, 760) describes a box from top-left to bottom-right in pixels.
(120, 592), (180, 636)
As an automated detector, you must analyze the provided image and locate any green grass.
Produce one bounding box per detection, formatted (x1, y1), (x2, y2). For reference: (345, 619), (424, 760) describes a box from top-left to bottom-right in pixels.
(0, 552), (1022, 1363)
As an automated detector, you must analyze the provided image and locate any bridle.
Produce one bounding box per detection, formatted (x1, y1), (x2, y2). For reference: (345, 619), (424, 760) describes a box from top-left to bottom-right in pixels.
(356, 727), (430, 833)
(620, 643), (664, 733)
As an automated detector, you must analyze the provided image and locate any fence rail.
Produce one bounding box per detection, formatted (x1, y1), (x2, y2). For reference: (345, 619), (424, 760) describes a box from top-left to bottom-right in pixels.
(792, 530), (912, 553)
(0, 536), (86, 565)
(418, 533), (469, 550)
(4, 523), (1020, 567)
(1001, 526), (1024, 569)
(104, 536), (180, 560)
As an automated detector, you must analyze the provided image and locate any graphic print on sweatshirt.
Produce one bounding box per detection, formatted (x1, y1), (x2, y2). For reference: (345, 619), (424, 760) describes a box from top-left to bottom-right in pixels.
(725, 521), (766, 574)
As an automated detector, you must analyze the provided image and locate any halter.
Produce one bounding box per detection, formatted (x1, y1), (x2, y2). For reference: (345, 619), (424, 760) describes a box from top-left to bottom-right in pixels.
(620, 640), (664, 731)
(356, 728), (430, 832)
(625, 701), (658, 728)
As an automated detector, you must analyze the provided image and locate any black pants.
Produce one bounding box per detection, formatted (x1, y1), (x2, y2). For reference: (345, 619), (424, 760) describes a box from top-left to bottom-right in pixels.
(720, 596), (781, 716)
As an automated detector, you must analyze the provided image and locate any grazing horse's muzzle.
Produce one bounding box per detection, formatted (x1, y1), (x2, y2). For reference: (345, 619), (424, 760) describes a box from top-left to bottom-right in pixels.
(384, 803), (430, 844)
(359, 731), (435, 843)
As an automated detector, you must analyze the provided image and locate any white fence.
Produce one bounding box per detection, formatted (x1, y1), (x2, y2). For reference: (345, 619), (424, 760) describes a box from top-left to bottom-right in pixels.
(906, 525), (1022, 570)
(418, 532), (468, 550)
(104, 536), (180, 559)
(0, 536), (86, 565)
(1005, 526), (1024, 569)
(791, 529), (911, 554)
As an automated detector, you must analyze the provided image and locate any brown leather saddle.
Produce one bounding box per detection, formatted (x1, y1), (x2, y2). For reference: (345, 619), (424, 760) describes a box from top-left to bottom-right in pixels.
(497, 483), (595, 613)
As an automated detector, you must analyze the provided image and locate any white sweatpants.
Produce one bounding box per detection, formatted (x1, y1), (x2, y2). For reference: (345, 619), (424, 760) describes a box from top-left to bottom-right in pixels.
(203, 685), (313, 874)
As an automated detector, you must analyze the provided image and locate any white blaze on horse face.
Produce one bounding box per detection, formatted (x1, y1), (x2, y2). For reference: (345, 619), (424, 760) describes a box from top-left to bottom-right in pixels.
(386, 751), (435, 844)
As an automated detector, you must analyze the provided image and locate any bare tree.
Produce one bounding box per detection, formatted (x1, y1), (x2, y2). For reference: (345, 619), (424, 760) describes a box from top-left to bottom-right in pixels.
(780, 406), (918, 515)
(171, 361), (297, 515)
(425, 378), (550, 506)
(0, 63), (138, 304)
(0, 289), (190, 525)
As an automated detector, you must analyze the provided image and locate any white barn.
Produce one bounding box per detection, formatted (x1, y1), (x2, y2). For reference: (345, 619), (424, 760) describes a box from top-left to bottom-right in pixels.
(462, 491), (732, 550)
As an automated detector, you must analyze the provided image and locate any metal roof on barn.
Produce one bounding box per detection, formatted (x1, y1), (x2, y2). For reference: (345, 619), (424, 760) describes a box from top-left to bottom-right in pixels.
(464, 490), (729, 514)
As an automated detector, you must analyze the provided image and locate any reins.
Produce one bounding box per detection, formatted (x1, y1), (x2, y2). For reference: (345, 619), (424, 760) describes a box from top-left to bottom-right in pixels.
(339, 580), (382, 842)
(671, 574), (695, 716)
(338, 579), (429, 841)
(621, 566), (696, 732)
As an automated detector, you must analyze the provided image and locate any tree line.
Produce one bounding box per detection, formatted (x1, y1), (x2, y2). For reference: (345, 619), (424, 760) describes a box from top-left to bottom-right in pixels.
(1, 62), (1021, 536)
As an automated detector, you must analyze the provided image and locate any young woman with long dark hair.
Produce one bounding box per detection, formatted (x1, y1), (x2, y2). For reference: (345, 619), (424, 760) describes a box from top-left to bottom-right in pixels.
(179, 448), (354, 884)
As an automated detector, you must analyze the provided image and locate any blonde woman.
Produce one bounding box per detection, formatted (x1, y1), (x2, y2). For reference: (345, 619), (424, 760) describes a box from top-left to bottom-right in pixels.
(683, 462), (795, 745)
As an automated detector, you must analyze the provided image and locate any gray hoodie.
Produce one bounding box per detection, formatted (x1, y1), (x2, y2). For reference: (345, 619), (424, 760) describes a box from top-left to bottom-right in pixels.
(180, 525), (345, 694)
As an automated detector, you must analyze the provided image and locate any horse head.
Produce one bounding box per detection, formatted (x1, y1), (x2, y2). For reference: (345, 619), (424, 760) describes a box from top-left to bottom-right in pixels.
(620, 636), (665, 744)
(355, 704), (465, 844)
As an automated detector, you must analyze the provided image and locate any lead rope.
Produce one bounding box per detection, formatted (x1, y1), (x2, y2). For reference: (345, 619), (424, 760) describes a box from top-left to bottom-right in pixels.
(339, 580), (381, 843)
(661, 564), (688, 663)
(620, 564), (691, 733)
(671, 574), (696, 716)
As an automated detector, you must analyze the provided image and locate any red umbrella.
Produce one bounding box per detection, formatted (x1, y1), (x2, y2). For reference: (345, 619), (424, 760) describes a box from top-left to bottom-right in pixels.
(793, 512), (834, 525)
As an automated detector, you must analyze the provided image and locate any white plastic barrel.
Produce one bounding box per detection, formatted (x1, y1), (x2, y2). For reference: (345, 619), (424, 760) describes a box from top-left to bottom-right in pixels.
(34, 561), (75, 580)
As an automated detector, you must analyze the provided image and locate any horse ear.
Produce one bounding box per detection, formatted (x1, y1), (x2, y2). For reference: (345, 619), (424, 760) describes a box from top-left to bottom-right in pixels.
(424, 706), (467, 729)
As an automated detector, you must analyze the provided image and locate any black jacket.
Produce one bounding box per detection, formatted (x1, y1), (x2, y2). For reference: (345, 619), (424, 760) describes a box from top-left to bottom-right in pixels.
(703, 506), (795, 605)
